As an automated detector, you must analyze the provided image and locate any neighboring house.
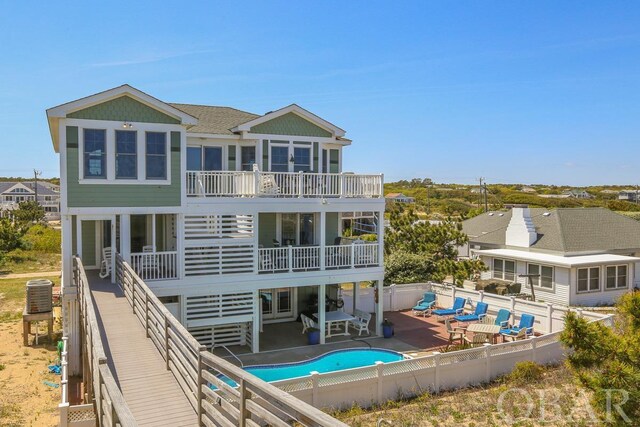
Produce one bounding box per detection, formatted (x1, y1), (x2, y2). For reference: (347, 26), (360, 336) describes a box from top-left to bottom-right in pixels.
(385, 192), (415, 204)
(47, 84), (384, 354)
(619, 189), (640, 203)
(0, 181), (61, 219)
(520, 186), (536, 193)
(461, 207), (640, 306)
(562, 188), (592, 199)
(538, 194), (570, 199)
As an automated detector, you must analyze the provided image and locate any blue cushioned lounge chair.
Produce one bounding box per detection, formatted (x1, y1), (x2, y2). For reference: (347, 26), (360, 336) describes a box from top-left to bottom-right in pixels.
(412, 292), (436, 317)
(494, 309), (511, 329)
(454, 301), (489, 324)
(500, 313), (535, 341)
(432, 297), (466, 321)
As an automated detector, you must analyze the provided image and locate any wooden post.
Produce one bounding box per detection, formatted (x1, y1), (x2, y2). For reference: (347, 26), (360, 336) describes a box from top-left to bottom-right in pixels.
(433, 352), (441, 393)
(164, 317), (170, 370)
(196, 348), (205, 425)
(546, 303), (553, 333)
(239, 379), (249, 426)
(319, 284), (326, 344)
(310, 371), (320, 406)
(131, 278), (136, 314)
(319, 211), (326, 270)
(483, 343), (491, 382)
(288, 245), (293, 273)
(145, 293), (149, 338)
(350, 244), (355, 269)
(298, 171), (304, 198)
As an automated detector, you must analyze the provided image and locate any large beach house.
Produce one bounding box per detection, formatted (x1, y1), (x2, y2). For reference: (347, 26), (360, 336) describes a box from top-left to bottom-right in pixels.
(47, 84), (385, 356)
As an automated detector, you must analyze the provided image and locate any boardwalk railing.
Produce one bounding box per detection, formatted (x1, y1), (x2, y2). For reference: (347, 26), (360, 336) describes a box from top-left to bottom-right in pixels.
(116, 253), (348, 427)
(186, 170), (383, 199)
(66, 256), (136, 427)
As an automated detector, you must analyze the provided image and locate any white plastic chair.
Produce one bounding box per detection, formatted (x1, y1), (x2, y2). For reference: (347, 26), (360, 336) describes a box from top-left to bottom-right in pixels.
(349, 309), (372, 336)
(99, 247), (112, 279)
(301, 313), (318, 333)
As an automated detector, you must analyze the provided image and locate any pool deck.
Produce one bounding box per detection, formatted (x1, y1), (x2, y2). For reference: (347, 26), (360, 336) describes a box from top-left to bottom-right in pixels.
(214, 310), (452, 366)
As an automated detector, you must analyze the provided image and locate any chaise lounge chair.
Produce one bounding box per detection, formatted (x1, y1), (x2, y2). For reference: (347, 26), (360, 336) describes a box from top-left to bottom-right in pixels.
(454, 301), (489, 324)
(412, 292), (437, 317)
(500, 313), (535, 341)
(432, 297), (467, 321)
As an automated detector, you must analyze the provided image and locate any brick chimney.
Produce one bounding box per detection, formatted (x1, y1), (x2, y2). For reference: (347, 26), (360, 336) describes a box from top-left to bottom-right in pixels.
(505, 207), (537, 247)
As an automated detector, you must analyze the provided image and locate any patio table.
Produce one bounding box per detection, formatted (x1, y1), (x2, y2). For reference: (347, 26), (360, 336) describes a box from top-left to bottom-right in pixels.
(466, 323), (502, 344)
(313, 311), (356, 338)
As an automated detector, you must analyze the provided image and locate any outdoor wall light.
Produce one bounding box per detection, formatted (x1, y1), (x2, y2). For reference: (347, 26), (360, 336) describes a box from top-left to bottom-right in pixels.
(289, 154), (295, 163)
(122, 121), (133, 129)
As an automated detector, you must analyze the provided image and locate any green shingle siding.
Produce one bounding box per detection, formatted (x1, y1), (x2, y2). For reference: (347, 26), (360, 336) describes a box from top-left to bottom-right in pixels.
(228, 145), (236, 170)
(65, 126), (181, 207)
(81, 220), (96, 266)
(262, 140), (269, 171)
(329, 149), (339, 173)
(325, 212), (339, 245)
(67, 95), (180, 124)
(313, 142), (319, 172)
(250, 112), (332, 138)
(259, 213), (277, 247)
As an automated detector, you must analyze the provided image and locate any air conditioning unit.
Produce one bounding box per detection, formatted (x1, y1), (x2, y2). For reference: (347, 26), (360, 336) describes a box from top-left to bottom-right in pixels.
(26, 279), (53, 314)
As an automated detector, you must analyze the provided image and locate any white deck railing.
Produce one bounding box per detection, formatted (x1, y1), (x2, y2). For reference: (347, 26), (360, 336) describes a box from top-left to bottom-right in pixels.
(186, 170), (383, 199)
(258, 243), (380, 273)
(130, 251), (178, 281)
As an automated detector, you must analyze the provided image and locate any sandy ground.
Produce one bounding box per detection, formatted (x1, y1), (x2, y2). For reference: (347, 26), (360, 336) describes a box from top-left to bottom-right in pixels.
(0, 314), (62, 426)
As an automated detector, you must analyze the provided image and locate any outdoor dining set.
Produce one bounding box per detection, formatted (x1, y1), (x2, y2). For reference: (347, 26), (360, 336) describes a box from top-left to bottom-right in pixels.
(412, 292), (536, 349)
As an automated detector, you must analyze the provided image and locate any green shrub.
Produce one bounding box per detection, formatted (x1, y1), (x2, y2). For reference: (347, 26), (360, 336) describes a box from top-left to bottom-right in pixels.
(358, 234), (377, 242)
(507, 361), (545, 385)
(384, 251), (436, 285)
(22, 224), (61, 253)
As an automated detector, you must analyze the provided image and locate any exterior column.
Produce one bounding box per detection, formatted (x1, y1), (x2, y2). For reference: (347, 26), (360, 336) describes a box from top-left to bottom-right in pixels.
(75, 216), (82, 260)
(319, 284), (326, 344)
(319, 211), (326, 270)
(110, 215), (117, 283)
(61, 214), (81, 374)
(252, 290), (260, 353)
(120, 214), (131, 262)
(352, 281), (358, 314)
(176, 214), (185, 279)
(375, 279), (384, 336)
(377, 210), (384, 268)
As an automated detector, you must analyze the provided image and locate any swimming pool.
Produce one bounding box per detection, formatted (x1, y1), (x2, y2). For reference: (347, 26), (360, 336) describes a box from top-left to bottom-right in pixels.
(243, 348), (404, 383)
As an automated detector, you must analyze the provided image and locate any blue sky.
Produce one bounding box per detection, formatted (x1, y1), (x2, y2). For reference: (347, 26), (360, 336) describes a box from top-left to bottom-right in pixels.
(1, 1), (639, 185)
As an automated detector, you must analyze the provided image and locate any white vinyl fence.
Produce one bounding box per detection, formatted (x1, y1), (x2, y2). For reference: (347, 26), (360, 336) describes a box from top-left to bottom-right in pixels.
(286, 282), (613, 410)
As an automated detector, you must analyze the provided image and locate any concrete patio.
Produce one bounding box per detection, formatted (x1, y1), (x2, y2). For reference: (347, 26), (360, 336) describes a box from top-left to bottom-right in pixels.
(212, 309), (452, 366)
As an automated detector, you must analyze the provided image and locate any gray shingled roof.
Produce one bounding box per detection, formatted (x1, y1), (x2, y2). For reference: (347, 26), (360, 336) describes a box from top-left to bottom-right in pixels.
(462, 207), (640, 254)
(0, 181), (59, 196)
(169, 104), (259, 135)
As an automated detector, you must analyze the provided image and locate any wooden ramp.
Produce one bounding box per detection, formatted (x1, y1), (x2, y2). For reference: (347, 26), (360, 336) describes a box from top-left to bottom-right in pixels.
(88, 274), (198, 426)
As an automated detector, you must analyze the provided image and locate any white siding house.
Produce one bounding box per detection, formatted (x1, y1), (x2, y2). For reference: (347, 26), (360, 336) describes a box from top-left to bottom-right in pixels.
(464, 207), (640, 306)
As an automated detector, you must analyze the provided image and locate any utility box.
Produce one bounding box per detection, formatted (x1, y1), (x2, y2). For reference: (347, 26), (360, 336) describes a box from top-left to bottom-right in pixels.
(26, 279), (53, 314)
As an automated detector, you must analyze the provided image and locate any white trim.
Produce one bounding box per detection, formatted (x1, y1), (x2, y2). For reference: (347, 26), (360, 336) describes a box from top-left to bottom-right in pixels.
(74, 120), (173, 186)
(231, 104), (345, 138)
(474, 248), (640, 268)
(47, 84), (198, 124)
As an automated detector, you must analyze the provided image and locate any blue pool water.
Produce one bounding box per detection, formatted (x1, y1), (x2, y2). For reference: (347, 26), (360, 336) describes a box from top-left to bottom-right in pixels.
(244, 348), (404, 383)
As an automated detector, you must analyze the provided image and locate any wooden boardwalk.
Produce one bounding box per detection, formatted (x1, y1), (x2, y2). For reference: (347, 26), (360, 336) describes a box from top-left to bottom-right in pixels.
(88, 274), (198, 426)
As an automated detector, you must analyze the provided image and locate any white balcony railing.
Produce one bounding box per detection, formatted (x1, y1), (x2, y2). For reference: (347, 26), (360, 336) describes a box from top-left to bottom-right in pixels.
(258, 243), (380, 273)
(186, 171), (383, 199)
(130, 251), (178, 281)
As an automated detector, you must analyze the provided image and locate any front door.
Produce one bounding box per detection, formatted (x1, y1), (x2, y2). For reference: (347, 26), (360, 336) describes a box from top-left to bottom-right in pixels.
(261, 288), (294, 321)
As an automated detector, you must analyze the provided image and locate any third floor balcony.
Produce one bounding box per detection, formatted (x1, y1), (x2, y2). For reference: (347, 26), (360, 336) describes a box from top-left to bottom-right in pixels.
(186, 170), (383, 199)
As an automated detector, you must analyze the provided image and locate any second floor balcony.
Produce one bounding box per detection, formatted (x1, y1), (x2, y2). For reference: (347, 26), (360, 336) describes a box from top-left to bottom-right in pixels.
(186, 170), (383, 199)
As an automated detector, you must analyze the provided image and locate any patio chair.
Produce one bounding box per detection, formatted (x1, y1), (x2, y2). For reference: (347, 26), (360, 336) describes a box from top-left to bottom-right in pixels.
(453, 301), (488, 324)
(349, 309), (372, 336)
(464, 332), (491, 348)
(99, 247), (112, 279)
(412, 292), (436, 317)
(300, 313), (318, 334)
(494, 309), (511, 329)
(432, 297), (467, 321)
(500, 313), (535, 341)
(444, 318), (465, 349)
(259, 173), (281, 195)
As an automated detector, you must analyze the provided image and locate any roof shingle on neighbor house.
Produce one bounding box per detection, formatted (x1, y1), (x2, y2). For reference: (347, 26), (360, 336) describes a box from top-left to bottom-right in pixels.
(0, 181), (59, 196)
(385, 193), (415, 203)
(462, 207), (640, 255)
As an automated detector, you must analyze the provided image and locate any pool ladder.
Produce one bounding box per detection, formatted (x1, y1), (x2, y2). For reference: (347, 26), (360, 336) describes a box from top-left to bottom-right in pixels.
(216, 345), (244, 368)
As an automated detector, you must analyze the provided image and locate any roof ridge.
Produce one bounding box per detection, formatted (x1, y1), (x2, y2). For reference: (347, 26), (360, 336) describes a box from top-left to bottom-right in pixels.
(552, 209), (568, 252)
(168, 102), (259, 116)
